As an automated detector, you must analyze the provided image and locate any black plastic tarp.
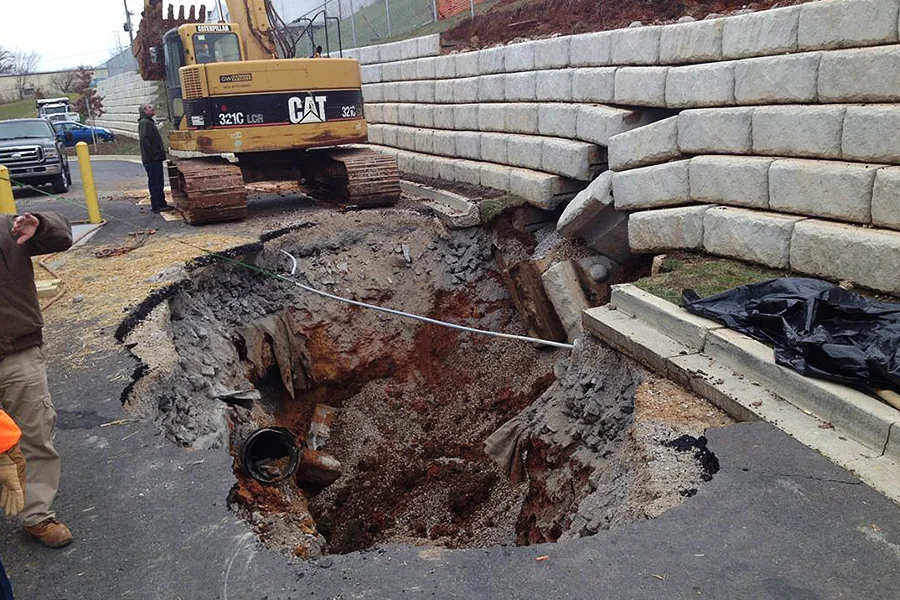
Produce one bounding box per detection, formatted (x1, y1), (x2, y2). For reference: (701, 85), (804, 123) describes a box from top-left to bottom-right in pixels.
(683, 278), (900, 394)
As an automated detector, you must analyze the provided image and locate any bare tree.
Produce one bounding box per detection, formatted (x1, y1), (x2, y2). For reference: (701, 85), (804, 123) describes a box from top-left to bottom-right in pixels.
(51, 70), (79, 94)
(0, 46), (11, 74)
(12, 50), (40, 99)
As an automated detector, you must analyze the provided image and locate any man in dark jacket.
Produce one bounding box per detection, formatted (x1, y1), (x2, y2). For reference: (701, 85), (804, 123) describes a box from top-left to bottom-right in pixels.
(0, 212), (73, 548)
(138, 104), (169, 212)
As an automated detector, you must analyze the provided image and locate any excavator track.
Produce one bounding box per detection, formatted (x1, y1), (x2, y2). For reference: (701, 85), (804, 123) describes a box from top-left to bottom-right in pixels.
(302, 148), (401, 208)
(167, 157), (248, 225)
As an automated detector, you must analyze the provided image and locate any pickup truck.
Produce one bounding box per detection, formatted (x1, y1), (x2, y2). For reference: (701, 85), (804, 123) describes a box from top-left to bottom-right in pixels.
(0, 118), (71, 193)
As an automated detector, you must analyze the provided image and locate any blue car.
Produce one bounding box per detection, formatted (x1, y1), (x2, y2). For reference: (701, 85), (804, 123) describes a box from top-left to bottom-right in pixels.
(52, 121), (115, 146)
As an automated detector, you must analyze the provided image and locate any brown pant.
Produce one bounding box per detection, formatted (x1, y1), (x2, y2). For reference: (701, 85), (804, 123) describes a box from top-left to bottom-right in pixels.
(0, 346), (59, 526)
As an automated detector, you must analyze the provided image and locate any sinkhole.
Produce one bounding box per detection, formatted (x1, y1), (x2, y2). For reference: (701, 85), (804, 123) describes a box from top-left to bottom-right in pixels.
(122, 208), (728, 558)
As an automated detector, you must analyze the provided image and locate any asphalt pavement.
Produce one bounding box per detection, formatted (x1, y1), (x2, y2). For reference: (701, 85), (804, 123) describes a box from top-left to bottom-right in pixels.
(1, 160), (899, 600)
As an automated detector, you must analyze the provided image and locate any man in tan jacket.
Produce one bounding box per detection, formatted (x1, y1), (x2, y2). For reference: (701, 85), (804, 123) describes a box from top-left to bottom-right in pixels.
(0, 211), (73, 548)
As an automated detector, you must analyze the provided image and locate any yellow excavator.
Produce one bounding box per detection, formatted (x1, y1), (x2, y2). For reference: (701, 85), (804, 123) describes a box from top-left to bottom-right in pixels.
(134, 0), (399, 224)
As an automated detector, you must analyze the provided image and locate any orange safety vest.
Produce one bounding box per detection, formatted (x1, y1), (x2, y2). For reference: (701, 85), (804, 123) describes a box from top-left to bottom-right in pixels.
(0, 411), (21, 454)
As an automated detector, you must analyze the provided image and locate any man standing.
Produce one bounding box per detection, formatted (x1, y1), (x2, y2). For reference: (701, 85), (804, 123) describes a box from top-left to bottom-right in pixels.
(138, 104), (169, 213)
(0, 212), (73, 548)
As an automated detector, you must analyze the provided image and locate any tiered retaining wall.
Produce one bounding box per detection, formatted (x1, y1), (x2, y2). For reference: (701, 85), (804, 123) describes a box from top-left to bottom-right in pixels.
(359, 0), (900, 295)
(94, 72), (160, 139)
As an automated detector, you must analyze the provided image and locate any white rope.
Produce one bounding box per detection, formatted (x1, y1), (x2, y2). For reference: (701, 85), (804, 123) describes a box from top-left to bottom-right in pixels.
(278, 250), (575, 350)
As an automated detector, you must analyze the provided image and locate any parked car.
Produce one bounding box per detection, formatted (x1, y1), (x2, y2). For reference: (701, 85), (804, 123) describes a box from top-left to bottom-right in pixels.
(0, 118), (71, 193)
(52, 121), (115, 146)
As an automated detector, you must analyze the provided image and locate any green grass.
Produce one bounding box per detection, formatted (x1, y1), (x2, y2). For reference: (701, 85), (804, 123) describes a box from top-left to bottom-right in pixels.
(0, 98), (42, 120)
(632, 252), (786, 306)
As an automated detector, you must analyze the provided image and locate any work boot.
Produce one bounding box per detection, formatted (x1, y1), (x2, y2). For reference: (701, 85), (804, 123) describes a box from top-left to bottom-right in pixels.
(23, 518), (73, 548)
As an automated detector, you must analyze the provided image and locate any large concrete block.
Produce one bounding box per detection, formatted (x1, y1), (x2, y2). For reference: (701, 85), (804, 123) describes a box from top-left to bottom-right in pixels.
(454, 52), (480, 77)
(434, 55), (456, 79)
(453, 104), (480, 130)
(478, 104), (506, 132)
(432, 105), (454, 129)
(703, 206), (802, 268)
(558, 171), (614, 238)
(610, 26), (661, 65)
(479, 46), (506, 74)
(542, 261), (590, 342)
(401, 39), (419, 61)
(872, 167), (900, 231)
(677, 108), (753, 155)
(614, 67), (668, 106)
(367, 124), (384, 145)
(480, 133), (508, 164)
(509, 169), (576, 208)
(734, 53), (820, 104)
(538, 103), (579, 138)
(612, 160), (691, 210)
(412, 154), (440, 179)
(665, 62), (735, 108)
(361, 64), (383, 84)
(628, 205), (711, 252)
(658, 19), (725, 64)
(505, 104), (539, 135)
(398, 104), (416, 125)
(396, 126), (416, 151)
(416, 57), (437, 80)
(454, 160), (483, 186)
(437, 154), (456, 181)
(400, 60), (417, 81)
(532, 37), (571, 69)
(415, 81), (436, 103)
(417, 34), (441, 57)
(505, 72), (537, 102)
(398, 82), (418, 102)
(690, 156), (773, 209)
(571, 67), (617, 103)
(365, 103), (384, 123)
(507, 134), (545, 171)
(413, 105), (434, 128)
(769, 159), (878, 224)
(790, 220), (900, 294)
(434, 80), (454, 103)
(535, 70), (573, 102)
(722, 5), (800, 58)
(842, 105), (900, 163)
(414, 129), (434, 155)
(362, 83), (384, 103)
(819, 46), (900, 102)
(478, 74), (506, 102)
(608, 116), (680, 171)
(453, 78), (479, 103)
(576, 105), (652, 146)
(480, 163), (512, 191)
(381, 125), (398, 147)
(432, 130), (456, 156)
(359, 45), (380, 65)
(798, 0), (899, 51)
(542, 138), (603, 181)
(380, 41), (403, 63)
(454, 132), (481, 160)
(752, 105), (845, 159)
(569, 31), (613, 66)
(505, 42), (535, 72)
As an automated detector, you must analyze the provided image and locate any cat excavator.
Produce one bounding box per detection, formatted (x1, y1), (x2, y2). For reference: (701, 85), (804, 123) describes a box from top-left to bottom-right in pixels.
(133, 0), (399, 224)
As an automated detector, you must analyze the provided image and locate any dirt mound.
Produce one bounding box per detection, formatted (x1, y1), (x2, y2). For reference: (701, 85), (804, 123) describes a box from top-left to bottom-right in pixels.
(445, 0), (811, 50)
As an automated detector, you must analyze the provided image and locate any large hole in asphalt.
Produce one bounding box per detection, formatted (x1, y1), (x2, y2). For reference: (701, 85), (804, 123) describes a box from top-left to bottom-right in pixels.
(122, 208), (727, 558)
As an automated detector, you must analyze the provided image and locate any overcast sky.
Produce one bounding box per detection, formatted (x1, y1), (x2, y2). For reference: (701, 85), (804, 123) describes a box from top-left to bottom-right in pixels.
(0, 0), (335, 72)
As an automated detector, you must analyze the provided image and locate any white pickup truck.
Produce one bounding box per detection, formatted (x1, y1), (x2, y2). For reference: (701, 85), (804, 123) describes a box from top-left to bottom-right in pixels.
(36, 97), (80, 123)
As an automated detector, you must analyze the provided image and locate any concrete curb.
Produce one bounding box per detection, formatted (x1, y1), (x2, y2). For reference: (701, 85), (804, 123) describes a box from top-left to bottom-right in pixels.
(584, 283), (900, 504)
(399, 180), (480, 228)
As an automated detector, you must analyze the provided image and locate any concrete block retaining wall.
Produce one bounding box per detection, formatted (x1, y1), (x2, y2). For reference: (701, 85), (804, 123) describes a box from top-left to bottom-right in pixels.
(94, 72), (160, 139)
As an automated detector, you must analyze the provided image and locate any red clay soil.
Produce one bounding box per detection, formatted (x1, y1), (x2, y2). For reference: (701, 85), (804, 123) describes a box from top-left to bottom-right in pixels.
(445, 0), (813, 49)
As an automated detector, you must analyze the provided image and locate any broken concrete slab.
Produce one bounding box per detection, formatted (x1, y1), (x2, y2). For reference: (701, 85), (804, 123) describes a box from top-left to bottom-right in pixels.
(557, 171), (614, 238)
(400, 180), (480, 229)
(542, 261), (590, 342)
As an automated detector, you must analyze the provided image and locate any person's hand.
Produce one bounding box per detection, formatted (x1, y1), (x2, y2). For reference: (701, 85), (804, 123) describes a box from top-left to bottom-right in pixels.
(0, 446), (25, 516)
(11, 213), (39, 245)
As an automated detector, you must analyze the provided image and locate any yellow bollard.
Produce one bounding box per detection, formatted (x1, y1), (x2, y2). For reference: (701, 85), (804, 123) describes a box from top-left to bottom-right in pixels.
(0, 165), (15, 215)
(76, 142), (102, 224)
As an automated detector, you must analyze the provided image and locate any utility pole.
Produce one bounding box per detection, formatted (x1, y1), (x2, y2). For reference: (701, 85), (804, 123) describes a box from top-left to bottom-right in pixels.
(384, 0), (391, 38)
(123, 0), (134, 44)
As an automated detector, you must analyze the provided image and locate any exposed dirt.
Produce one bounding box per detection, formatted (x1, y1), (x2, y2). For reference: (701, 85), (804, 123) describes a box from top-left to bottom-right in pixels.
(445, 0), (814, 50)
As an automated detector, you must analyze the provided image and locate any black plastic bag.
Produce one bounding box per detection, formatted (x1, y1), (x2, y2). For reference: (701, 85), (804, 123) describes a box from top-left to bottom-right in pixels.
(683, 278), (900, 393)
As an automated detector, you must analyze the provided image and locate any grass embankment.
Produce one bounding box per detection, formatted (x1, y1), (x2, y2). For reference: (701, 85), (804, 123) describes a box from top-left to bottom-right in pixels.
(632, 252), (786, 306)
